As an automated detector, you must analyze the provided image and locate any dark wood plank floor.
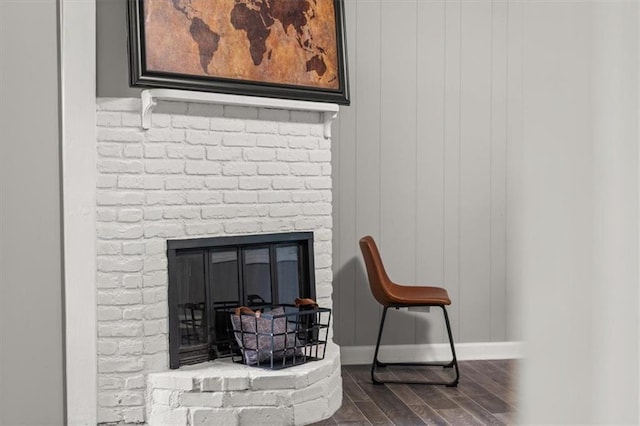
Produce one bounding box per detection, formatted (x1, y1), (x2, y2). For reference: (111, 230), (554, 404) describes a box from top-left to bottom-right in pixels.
(315, 360), (517, 426)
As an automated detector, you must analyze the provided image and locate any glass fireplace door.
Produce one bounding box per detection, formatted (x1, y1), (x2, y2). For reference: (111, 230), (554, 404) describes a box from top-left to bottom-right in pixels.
(173, 250), (208, 364)
(209, 249), (241, 356)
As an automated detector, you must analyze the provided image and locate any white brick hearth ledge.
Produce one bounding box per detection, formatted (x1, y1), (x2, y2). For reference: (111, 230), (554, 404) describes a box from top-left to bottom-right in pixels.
(147, 343), (341, 426)
(141, 89), (339, 138)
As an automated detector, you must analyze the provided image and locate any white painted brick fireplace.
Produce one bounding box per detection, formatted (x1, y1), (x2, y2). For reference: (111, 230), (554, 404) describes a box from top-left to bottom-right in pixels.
(95, 94), (340, 425)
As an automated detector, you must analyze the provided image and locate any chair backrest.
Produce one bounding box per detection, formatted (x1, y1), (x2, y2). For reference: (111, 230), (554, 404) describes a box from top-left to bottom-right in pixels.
(359, 236), (394, 306)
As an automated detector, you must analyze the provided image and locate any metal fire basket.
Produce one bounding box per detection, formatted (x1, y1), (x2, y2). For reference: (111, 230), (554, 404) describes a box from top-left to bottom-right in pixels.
(229, 304), (331, 370)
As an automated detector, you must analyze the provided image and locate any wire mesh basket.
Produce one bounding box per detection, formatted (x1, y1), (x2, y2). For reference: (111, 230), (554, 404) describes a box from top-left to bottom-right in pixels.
(229, 304), (331, 369)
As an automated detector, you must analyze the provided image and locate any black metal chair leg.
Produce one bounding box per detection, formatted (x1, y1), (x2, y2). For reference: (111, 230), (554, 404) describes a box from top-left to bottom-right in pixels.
(370, 304), (459, 387)
(441, 305), (460, 386)
(371, 306), (389, 385)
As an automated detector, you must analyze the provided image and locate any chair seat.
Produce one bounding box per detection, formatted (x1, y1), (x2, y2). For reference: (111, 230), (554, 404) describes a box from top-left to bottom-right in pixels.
(386, 284), (451, 306)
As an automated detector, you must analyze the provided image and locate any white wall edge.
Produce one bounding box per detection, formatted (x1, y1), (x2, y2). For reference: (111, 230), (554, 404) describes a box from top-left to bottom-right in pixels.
(60, 0), (97, 424)
(340, 341), (524, 365)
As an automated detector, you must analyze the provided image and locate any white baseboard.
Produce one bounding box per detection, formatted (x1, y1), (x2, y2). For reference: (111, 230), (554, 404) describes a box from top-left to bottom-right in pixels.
(339, 341), (524, 365)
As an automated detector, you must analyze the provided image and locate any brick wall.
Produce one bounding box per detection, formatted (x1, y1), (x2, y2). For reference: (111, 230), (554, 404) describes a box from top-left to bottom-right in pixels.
(95, 98), (334, 424)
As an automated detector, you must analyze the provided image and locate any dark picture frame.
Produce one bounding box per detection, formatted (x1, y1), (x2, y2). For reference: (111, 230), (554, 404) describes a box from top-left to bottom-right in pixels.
(127, 0), (349, 105)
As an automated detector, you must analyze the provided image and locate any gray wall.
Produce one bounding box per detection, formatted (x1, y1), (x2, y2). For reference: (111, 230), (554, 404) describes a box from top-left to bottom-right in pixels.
(0, 0), (65, 424)
(97, 0), (140, 97)
(332, 0), (511, 346)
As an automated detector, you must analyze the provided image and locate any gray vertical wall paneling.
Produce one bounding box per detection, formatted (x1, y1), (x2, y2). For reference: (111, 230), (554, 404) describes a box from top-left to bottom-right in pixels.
(506, 0), (524, 343)
(333, 0), (359, 346)
(459, 0), (493, 342)
(443, 0), (463, 340)
(490, 0), (509, 341)
(415, 0), (446, 345)
(332, 0), (512, 347)
(353, 0), (382, 346)
(379, 0), (418, 345)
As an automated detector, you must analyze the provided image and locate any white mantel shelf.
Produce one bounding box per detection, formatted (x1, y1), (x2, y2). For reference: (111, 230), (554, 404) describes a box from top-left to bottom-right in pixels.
(141, 89), (339, 138)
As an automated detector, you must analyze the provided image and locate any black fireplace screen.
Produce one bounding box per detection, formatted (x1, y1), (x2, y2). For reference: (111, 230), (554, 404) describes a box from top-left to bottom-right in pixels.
(167, 232), (316, 368)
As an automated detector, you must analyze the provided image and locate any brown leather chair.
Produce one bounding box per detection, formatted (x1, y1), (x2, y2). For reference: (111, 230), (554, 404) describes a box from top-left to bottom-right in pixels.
(359, 235), (459, 386)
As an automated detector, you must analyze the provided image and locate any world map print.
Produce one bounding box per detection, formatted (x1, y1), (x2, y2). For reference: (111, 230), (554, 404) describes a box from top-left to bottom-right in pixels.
(143, 0), (340, 90)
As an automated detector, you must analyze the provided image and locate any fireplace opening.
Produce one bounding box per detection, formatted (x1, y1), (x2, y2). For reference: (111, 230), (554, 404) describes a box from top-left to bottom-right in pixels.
(167, 232), (316, 368)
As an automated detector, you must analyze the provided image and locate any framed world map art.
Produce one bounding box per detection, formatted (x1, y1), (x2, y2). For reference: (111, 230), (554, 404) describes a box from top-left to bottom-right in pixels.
(127, 0), (350, 105)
